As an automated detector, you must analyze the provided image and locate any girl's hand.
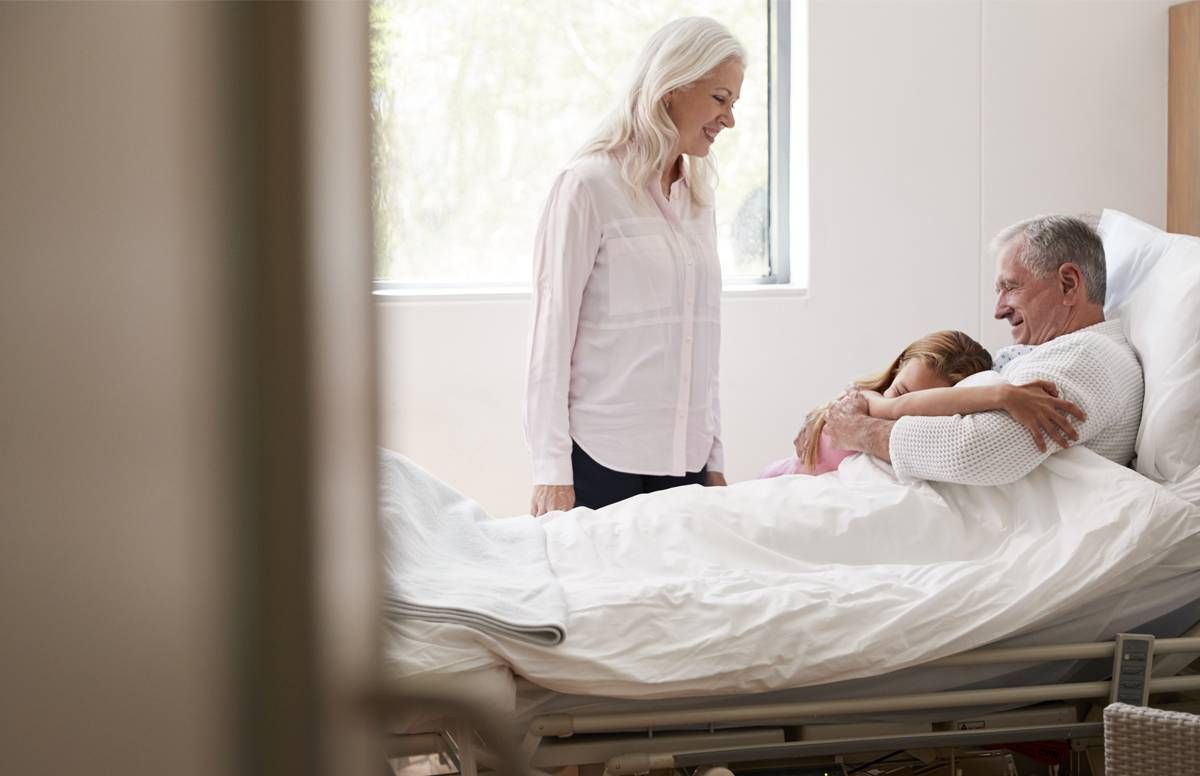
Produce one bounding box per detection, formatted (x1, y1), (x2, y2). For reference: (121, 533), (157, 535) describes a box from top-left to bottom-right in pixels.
(1001, 380), (1087, 452)
(858, 389), (891, 418)
(704, 471), (727, 487)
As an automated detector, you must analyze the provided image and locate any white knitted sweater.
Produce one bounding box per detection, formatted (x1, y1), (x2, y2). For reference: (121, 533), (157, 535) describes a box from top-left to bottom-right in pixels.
(889, 319), (1144, 486)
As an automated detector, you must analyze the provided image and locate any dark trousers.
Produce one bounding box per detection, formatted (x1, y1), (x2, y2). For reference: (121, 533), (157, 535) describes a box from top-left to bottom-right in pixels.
(571, 440), (707, 510)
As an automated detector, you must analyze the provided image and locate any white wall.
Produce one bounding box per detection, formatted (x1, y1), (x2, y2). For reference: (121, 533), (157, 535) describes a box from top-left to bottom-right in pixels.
(379, 0), (1170, 516)
(978, 0), (1170, 349)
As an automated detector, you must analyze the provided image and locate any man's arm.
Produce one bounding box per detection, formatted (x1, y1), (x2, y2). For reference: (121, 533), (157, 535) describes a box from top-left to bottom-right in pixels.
(826, 344), (1117, 486)
(866, 382), (1084, 453)
(889, 347), (1118, 485)
(887, 411), (1058, 485)
(827, 389), (1067, 485)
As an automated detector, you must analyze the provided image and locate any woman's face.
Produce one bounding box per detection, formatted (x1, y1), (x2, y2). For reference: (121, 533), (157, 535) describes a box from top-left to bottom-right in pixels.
(883, 359), (952, 398)
(665, 58), (744, 158)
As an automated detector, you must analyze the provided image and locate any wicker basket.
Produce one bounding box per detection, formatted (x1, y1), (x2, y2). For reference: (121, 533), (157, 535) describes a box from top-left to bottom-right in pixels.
(1104, 702), (1200, 774)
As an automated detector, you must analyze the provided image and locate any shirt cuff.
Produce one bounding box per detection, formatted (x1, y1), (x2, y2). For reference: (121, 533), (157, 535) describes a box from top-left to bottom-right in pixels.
(706, 437), (725, 473)
(532, 455), (573, 486)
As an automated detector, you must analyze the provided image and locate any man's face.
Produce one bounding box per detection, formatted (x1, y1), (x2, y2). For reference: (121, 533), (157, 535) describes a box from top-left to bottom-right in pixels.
(993, 242), (1067, 346)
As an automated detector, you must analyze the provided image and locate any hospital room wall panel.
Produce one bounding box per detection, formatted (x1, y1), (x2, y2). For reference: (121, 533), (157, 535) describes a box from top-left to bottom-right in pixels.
(977, 0), (1172, 351)
(728, 0), (982, 491)
(377, 298), (533, 504)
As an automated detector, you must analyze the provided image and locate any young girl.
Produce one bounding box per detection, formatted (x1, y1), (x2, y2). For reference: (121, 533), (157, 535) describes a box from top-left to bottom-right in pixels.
(763, 330), (1083, 477)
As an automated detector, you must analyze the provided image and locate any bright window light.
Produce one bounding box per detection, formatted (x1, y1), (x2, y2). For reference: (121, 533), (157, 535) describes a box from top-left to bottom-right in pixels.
(371, 0), (795, 290)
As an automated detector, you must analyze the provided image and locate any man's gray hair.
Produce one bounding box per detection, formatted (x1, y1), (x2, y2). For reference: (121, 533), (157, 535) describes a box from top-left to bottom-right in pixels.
(991, 215), (1107, 305)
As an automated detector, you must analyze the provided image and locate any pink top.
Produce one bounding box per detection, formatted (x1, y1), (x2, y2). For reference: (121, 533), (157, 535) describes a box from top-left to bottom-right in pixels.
(524, 154), (724, 484)
(761, 430), (855, 478)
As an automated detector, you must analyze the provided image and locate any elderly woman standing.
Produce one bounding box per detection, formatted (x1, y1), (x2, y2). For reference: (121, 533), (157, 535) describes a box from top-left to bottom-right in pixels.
(524, 18), (744, 515)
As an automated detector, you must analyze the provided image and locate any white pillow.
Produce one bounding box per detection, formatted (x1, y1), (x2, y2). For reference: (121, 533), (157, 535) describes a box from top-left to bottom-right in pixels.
(1119, 234), (1200, 482)
(1097, 208), (1178, 317)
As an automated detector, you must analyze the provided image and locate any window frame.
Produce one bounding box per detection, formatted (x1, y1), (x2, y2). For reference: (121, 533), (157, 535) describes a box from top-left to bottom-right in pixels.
(372, 0), (805, 297)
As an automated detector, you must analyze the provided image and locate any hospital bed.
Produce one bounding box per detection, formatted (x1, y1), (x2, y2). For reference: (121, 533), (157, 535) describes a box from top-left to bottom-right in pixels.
(376, 201), (1200, 775)
(378, 1), (1200, 765)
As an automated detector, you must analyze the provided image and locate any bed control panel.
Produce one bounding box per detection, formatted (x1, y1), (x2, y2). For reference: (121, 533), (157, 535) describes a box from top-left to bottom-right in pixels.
(1109, 633), (1155, 707)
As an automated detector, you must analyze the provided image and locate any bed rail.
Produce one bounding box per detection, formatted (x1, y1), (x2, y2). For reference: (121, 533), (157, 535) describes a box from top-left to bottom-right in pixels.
(530, 634), (1200, 737)
(532, 674), (1200, 737)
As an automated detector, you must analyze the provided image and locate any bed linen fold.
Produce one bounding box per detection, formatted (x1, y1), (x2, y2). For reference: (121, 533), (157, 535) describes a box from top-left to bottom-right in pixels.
(379, 449), (565, 646)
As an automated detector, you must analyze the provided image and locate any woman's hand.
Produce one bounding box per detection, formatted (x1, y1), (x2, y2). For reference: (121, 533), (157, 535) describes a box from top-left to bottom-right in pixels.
(531, 484), (575, 517)
(704, 471), (727, 487)
(1001, 380), (1087, 452)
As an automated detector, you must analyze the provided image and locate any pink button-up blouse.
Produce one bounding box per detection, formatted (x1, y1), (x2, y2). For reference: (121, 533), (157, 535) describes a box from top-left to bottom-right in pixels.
(523, 154), (724, 485)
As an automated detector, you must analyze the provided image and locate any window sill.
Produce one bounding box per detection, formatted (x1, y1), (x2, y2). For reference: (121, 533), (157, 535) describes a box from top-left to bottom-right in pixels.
(372, 282), (809, 303)
(720, 283), (809, 299)
(373, 285), (530, 303)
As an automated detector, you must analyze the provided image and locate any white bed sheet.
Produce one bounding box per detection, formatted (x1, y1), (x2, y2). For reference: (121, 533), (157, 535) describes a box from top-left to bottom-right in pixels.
(511, 576), (1200, 723)
(388, 573), (1200, 732)
(385, 447), (1200, 703)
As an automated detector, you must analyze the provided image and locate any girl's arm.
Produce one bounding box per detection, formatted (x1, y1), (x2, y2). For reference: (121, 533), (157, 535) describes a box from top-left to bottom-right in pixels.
(866, 385), (1006, 420)
(865, 381), (1087, 452)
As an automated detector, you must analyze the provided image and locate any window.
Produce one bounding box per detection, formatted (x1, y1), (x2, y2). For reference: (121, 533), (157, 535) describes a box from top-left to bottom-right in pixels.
(370, 0), (803, 291)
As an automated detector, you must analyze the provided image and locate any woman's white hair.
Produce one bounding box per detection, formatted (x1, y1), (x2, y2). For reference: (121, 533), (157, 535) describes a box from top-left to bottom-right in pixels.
(574, 17), (746, 206)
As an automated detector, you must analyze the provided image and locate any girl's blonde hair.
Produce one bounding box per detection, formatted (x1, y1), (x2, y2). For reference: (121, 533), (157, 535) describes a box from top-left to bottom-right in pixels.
(801, 330), (993, 469)
(573, 17), (746, 207)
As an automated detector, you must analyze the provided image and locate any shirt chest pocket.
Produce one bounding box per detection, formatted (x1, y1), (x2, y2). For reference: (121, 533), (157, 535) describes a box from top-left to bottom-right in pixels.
(604, 234), (676, 317)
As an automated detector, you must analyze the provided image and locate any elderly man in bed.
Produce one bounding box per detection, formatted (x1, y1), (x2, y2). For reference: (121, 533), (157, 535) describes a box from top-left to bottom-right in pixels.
(821, 215), (1144, 486)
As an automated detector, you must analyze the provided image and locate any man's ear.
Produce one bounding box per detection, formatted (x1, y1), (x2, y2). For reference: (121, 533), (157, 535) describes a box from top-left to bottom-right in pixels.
(1059, 263), (1084, 305)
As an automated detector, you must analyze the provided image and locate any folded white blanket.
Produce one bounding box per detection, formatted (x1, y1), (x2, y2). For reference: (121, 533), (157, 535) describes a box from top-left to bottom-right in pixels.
(379, 450), (565, 646)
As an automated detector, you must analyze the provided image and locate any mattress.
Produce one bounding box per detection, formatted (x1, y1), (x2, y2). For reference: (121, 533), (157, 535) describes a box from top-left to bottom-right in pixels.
(513, 582), (1200, 724)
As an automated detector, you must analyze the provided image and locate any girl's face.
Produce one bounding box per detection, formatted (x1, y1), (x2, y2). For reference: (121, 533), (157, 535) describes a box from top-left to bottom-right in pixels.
(883, 359), (953, 398)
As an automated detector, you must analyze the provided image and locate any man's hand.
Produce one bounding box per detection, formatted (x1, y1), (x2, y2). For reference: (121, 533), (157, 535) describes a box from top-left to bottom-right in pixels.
(824, 389), (895, 461)
(823, 390), (871, 449)
(1001, 380), (1086, 452)
(704, 471), (727, 487)
(531, 484), (575, 517)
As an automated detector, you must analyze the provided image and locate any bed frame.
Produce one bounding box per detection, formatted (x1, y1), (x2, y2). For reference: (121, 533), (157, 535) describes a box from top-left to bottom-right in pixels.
(381, 623), (1200, 776)
(379, 624), (1200, 776)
